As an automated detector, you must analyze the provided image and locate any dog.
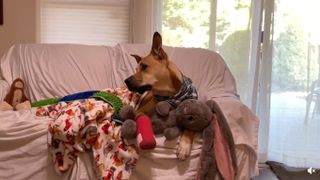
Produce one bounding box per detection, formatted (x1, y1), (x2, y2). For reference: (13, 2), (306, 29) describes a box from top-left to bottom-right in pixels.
(124, 32), (197, 160)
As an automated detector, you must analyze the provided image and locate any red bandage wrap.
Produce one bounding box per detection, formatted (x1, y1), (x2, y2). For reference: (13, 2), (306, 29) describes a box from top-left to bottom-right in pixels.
(135, 114), (156, 149)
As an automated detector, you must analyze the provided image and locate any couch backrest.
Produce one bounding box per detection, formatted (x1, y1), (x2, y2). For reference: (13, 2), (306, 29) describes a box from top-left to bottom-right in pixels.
(0, 43), (238, 102)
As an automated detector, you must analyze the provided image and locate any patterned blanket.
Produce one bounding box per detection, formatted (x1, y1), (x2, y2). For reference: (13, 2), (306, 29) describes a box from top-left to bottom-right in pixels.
(36, 87), (140, 179)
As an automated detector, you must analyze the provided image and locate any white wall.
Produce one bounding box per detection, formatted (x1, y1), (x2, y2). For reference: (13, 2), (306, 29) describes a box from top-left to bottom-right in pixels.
(0, 0), (38, 57)
(0, 0), (158, 57)
(132, 0), (160, 44)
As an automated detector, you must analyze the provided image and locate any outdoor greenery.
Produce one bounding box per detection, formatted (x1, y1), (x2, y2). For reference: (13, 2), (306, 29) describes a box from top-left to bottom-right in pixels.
(162, 0), (318, 93)
(162, 0), (211, 48)
(271, 2), (318, 91)
(272, 22), (308, 91)
(162, 0), (252, 99)
(218, 29), (250, 97)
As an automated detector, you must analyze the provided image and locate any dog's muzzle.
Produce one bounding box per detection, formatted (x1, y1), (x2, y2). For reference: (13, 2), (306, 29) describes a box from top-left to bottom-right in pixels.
(125, 76), (152, 94)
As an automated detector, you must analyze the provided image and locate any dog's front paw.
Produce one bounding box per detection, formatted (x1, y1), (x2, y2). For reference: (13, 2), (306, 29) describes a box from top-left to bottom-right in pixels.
(176, 141), (192, 161)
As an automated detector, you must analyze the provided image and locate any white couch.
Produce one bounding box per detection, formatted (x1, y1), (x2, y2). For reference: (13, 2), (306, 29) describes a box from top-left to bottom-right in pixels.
(0, 43), (259, 180)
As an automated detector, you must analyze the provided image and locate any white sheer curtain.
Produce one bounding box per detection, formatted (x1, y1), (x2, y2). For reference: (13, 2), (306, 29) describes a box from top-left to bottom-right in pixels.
(158, 0), (320, 168)
(160, 0), (261, 107)
(159, 0), (264, 159)
(267, 0), (320, 168)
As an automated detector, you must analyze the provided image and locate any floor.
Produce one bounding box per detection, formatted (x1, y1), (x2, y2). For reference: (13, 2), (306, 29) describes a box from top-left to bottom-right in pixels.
(252, 165), (279, 180)
(268, 92), (320, 168)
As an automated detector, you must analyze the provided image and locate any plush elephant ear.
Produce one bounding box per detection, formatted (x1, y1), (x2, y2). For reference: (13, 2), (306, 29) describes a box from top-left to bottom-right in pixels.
(211, 114), (236, 180)
(205, 99), (238, 179)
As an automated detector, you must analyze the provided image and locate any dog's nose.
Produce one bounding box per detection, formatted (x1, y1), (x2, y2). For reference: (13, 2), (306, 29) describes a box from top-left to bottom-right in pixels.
(124, 78), (131, 86)
(125, 77), (135, 88)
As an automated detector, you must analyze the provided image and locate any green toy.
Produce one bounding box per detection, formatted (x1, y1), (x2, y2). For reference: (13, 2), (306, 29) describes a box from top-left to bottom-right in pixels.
(31, 97), (61, 107)
(90, 91), (123, 115)
(31, 91), (123, 115)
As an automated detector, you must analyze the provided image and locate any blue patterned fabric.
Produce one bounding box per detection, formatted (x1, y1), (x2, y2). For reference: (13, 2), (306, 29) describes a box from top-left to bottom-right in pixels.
(60, 90), (99, 102)
(154, 75), (198, 107)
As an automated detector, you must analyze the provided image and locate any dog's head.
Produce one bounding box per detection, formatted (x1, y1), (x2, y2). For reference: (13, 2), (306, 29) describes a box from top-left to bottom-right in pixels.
(125, 32), (182, 96)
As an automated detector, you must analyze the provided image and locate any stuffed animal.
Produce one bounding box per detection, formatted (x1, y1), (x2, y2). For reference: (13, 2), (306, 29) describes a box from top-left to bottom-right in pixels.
(120, 99), (212, 141)
(121, 99), (237, 179)
(119, 105), (137, 139)
(119, 101), (176, 144)
(120, 105), (156, 149)
(154, 99), (238, 180)
(153, 99), (212, 140)
(0, 78), (31, 111)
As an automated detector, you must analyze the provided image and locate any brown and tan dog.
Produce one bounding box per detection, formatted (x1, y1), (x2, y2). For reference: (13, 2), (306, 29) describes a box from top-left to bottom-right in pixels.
(124, 32), (195, 160)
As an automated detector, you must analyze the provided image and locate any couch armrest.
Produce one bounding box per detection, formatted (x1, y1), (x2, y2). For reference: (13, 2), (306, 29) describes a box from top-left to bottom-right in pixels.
(0, 80), (9, 101)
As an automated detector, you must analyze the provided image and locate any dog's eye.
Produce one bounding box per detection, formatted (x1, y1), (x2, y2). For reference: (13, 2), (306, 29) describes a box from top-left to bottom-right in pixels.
(140, 64), (148, 71)
(188, 116), (194, 121)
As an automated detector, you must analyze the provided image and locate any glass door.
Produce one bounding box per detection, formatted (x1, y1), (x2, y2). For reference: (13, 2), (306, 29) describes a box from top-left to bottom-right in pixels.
(268, 0), (320, 168)
(161, 0), (258, 107)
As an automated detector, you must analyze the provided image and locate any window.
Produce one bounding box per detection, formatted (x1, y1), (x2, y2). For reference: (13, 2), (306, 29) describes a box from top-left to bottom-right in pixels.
(268, 0), (320, 168)
(161, 0), (263, 161)
(161, 0), (256, 108)
(161, 0), (320, 168)
(40, 0), (131, 46)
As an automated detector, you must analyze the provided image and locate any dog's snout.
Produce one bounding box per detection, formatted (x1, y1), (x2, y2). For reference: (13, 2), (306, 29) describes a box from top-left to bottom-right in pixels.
(124, 76), (152, 94)
(125, 76), (136, 91)
(124, 78), (129, 85)
(124, 77), (132, 87)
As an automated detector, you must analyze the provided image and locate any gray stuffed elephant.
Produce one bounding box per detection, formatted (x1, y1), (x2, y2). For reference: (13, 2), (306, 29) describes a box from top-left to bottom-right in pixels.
(153, 99), (213, 140)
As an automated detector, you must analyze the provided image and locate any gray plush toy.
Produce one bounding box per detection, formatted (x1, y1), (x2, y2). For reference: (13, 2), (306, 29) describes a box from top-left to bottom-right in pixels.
(166, 99), (237, 179)
(120, 99), (213, 140)
(119, 103), (168, 140)
(153, 99), (213, 140)
(120, 99), (238, 179)
(119, 105), (137, 140)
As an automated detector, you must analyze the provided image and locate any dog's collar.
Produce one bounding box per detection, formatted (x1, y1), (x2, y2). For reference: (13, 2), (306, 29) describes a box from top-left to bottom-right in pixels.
(154, 75), (198, 107)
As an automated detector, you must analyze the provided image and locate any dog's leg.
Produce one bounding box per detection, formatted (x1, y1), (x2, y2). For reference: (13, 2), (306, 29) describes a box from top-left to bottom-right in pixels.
(136, 93), (157, 116)
(137, 102), (156, 116)
(177, 130), (194, 160)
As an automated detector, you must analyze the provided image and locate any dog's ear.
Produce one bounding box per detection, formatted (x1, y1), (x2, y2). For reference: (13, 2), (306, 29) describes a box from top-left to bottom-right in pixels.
(131, 54), (142, 63)
(151, 32), (168, 60)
